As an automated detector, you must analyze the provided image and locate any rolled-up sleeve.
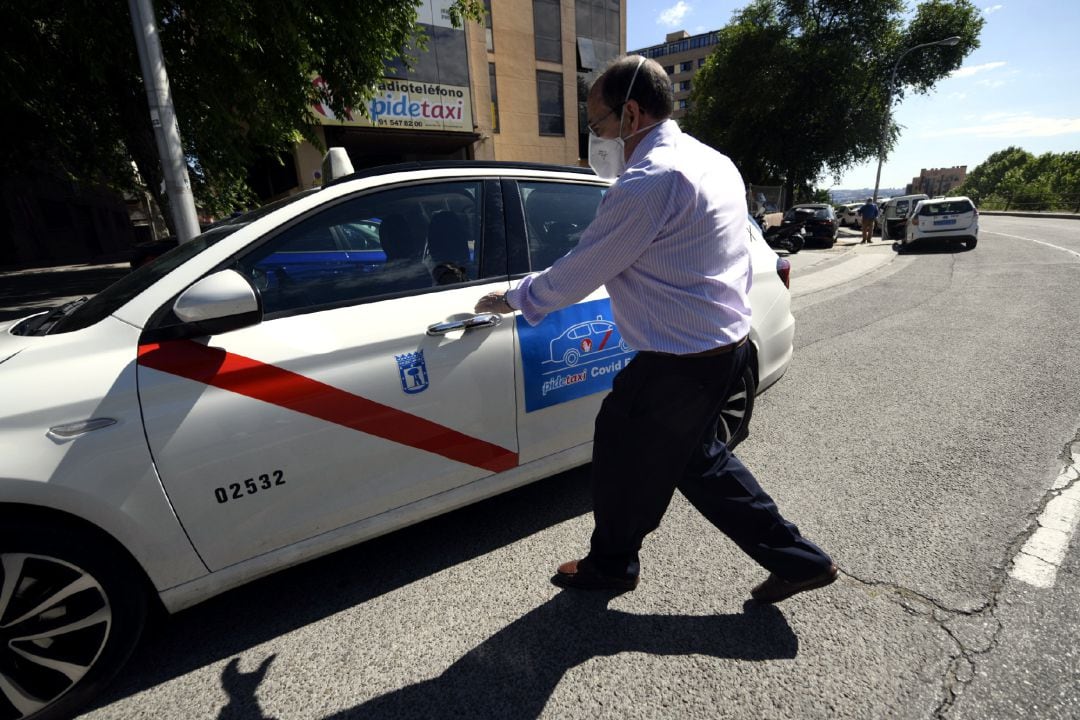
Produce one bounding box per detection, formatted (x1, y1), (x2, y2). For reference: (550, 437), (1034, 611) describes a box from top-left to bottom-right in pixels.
(507, 171), (667, 325)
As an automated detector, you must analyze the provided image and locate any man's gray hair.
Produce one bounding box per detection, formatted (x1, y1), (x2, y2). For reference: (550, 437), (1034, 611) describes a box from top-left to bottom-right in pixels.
(596, 55), (673, 120)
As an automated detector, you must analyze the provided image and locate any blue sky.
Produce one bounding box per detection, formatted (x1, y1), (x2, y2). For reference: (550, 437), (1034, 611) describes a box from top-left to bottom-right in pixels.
(627, 1), (1080, 190)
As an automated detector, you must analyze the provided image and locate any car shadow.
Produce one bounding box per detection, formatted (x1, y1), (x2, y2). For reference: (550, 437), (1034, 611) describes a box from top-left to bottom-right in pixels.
(86, 465), (594, 711)
(891, 242), (972, 254)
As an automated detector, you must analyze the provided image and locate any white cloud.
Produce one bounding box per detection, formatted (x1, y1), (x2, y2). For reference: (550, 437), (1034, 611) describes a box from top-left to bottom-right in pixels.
(950, 61), (1006, 78)
(976, 78), (1006, 89)
(921, 113), (1080, 139)
(947, 92), (968, 101)
(983, 4), (1004, 14)
(658, 1), (692, 27)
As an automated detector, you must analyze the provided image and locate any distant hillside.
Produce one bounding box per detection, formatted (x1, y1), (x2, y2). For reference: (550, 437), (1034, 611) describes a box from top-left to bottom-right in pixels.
(831, 188), (905, 204)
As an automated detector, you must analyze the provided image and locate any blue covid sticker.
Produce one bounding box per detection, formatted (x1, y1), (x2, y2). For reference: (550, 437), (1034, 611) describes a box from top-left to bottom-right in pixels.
(517, 298), (636, 413)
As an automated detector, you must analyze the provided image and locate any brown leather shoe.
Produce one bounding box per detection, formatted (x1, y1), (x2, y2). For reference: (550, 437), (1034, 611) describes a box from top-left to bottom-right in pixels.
(552, 558), (639, 591)
(751, 564), (838, 604)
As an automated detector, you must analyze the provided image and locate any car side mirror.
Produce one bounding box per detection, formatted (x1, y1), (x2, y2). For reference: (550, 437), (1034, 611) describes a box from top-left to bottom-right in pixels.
(173, 269), (262, 335)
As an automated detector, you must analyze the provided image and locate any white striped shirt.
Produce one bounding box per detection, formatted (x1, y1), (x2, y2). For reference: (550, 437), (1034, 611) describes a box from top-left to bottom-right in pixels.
(507, 119), (752, 355)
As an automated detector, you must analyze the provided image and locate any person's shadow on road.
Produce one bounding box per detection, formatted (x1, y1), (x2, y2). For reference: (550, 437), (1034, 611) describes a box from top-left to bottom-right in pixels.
(323, 590), (797, 719)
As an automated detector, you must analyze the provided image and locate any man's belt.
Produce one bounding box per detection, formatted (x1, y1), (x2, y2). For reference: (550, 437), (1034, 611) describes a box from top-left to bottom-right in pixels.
(648, 336), (748, 359)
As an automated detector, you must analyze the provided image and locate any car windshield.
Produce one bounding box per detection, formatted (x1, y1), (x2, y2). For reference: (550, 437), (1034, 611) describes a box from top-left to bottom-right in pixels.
(42, 189), (320, 335)
(919, 200), (975, 215)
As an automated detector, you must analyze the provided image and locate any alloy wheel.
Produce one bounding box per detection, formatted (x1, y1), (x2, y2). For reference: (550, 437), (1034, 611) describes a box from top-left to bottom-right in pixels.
(0, 553), (112, 720)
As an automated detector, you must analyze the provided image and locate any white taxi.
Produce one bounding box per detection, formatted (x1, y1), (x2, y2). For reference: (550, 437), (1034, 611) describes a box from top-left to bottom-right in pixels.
(900, 196), (979, 251)
(0, 159), (794, 720)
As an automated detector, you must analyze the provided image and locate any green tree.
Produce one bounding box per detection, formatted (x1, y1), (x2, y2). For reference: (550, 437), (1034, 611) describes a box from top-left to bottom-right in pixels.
(0, 0), (483, 225)
(955, 148), (1080, 211)
(684, 0), (984, 206)
(954, 146), (1033, 203)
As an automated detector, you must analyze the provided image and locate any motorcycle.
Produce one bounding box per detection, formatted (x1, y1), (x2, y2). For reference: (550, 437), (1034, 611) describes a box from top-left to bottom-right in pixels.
(754, 213), (805, 254)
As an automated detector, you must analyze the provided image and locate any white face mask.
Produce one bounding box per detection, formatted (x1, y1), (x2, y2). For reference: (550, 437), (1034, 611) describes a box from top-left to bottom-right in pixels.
(588, 57), (661, 179)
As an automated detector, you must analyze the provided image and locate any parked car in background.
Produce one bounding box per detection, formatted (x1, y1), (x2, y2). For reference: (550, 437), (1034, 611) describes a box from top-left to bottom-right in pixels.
(782, 204), (838, 247)
(0, 157), (795, 720)
(880, 194), (929, 240)
(837, 202), (861, 228)
(900, 196), (979, 251)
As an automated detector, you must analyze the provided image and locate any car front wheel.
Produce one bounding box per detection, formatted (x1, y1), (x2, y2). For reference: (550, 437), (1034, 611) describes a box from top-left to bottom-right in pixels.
(0, 519), (147, 720)
(717, 363), (756, 449)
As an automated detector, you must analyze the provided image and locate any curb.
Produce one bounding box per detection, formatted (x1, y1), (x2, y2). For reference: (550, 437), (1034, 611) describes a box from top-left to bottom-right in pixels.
(979, 211), (1080, 220)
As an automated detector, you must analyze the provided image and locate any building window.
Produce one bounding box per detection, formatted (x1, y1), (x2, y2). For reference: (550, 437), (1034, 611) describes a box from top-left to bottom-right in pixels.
(533, 0), (562, 63)
(536, 70), (565, 136)
(577, 37), (597, 71)
(679, 79), (692, 91)
(663, 65), (674, 75)
(679, 61), (693, 72)
(483, 0), (494, 51)
(489, 63), (500, 133)
(677, 99), (688, 110)
(698, 57), (706, 67)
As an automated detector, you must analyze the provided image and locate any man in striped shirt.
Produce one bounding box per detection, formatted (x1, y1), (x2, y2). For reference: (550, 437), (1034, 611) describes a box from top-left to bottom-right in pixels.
(475, 56), (836, 604)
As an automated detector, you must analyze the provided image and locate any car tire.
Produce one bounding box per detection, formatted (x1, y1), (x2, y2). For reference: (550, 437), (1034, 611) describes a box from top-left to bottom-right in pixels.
(717, 362), (756, 450)
(563, 349), (580, 367)
(0, 519), (147, 720)
(964, 238), (978, 250)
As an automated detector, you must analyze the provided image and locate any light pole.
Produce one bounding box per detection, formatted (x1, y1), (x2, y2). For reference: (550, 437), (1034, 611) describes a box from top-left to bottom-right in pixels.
(871, 36), (961, 205)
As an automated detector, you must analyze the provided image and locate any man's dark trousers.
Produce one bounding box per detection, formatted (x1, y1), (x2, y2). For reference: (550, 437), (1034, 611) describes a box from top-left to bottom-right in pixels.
(586, 343), (833, 581)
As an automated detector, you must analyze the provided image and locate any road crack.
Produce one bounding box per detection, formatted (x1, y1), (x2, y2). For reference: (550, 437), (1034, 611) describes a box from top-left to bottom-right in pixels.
(838, 431), (1080, 718)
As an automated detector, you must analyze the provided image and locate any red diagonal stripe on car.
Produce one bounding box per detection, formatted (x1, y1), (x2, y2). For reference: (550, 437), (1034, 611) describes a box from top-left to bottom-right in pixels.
(137, 340), (518, 473)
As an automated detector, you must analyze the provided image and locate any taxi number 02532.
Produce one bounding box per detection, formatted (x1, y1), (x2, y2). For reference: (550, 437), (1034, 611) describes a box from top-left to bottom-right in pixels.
(214, 470), (285, 504)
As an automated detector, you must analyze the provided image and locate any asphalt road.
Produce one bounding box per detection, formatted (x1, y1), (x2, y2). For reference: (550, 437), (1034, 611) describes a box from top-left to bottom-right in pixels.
(64, 216), (1080, 719)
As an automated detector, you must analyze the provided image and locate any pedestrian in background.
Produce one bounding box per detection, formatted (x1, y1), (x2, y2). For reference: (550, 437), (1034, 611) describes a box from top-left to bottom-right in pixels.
(858, 197), (879, 244)
(475, 55), (837, 604)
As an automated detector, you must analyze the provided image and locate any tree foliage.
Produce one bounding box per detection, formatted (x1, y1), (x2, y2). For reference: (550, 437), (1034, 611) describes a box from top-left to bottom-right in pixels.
(955, 148), (1080, 211)
(683, 0), (984, 205)
(0, 0), (483, 223)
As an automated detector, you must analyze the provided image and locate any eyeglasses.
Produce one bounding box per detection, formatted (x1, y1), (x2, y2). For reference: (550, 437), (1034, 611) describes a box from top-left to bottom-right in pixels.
(587, 103), (624, 136)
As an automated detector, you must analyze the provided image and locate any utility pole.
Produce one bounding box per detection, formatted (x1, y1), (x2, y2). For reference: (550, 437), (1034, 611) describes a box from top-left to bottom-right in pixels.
(128, 0), (201, 242)
(872, 36), (961, 205)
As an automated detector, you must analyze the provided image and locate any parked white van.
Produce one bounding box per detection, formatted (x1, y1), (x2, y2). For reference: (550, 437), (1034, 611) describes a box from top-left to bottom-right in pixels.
(880, 194), (929, 240)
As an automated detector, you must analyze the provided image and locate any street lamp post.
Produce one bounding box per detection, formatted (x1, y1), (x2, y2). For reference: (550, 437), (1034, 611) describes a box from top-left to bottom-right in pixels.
(871, 36), (961, 205)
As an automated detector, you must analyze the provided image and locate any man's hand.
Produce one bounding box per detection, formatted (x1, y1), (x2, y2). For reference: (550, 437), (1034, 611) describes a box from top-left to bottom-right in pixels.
(475, 290), (515, 314)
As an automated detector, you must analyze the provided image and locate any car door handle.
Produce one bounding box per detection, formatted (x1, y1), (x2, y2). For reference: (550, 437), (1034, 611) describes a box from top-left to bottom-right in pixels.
(426, 313), (503, 336)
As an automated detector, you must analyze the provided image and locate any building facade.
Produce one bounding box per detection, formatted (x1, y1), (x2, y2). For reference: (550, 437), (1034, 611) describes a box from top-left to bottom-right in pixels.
(629, 29), (719, 120)
(907, 166), (968, 196)
(290, 0), (626, 190)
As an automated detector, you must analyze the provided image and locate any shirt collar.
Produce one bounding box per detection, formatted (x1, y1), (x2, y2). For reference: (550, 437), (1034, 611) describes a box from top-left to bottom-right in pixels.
(627, 118), (679, 167)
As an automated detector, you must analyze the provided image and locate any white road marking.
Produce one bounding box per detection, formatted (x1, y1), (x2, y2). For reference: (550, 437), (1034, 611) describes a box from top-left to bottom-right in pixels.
(986, 231), (1080, 260)
(1009, 443), (1080, 588)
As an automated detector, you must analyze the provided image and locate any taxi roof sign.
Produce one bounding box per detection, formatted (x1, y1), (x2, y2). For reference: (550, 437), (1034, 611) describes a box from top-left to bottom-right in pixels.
(322, 147), (355, 183)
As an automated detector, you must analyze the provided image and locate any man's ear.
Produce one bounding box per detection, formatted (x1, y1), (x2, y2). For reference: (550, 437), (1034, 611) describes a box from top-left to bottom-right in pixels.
(623, 99), (641, 132)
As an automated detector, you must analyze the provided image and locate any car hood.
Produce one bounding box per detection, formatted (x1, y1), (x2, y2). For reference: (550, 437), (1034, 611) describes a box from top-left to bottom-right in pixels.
(0, 312), (42, 362)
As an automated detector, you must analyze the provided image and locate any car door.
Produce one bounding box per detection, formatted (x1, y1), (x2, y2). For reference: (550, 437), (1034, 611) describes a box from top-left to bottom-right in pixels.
(504, 178), (636, 464)
(137, 179), (518, 571)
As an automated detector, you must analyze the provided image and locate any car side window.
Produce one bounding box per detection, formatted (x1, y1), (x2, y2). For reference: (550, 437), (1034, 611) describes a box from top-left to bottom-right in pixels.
(237, 181), (483, 316)
(519, 181), (606, 271)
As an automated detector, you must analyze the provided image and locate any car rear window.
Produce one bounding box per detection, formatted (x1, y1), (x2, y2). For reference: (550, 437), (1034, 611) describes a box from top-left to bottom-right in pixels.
(918, 200), (975, 216)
